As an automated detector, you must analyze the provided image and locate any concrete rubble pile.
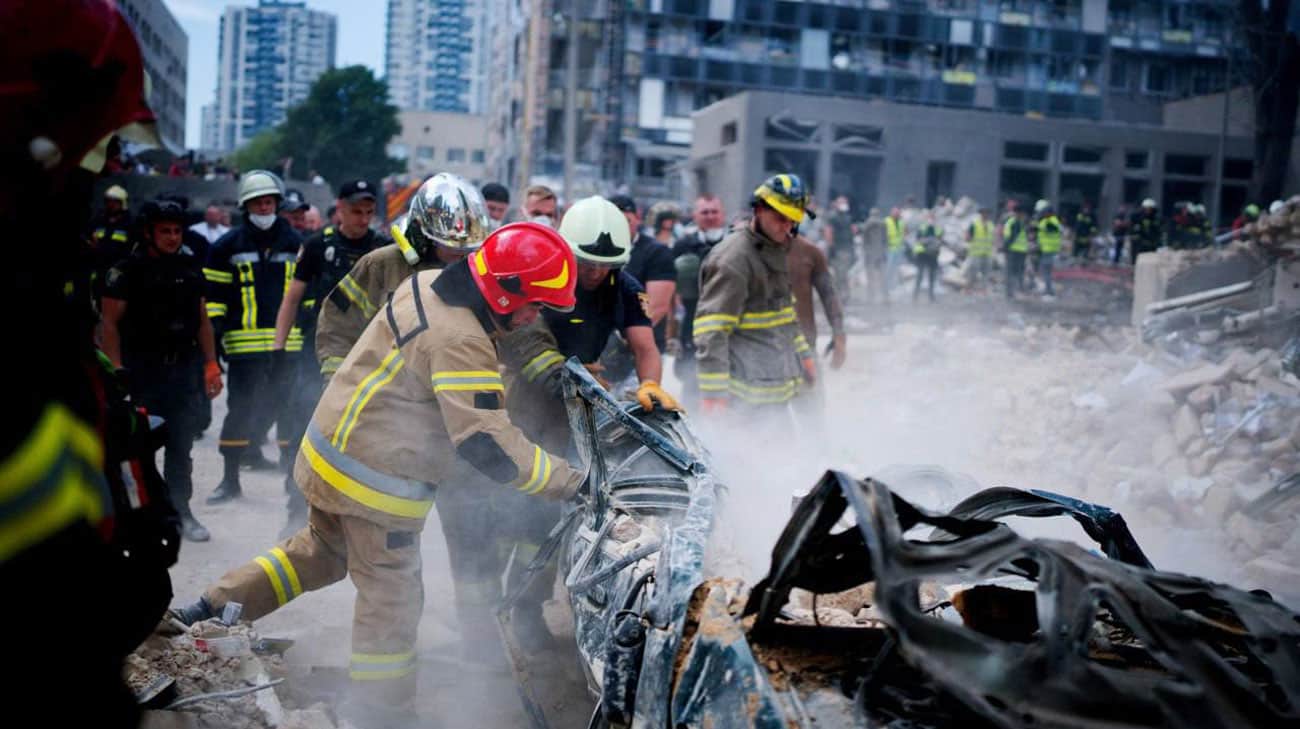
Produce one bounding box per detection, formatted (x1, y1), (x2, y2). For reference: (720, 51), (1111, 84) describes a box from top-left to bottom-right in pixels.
(126, 620), (338, 729)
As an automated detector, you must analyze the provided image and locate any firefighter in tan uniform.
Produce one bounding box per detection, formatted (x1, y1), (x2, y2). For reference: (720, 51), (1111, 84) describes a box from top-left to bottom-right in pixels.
(315, 173), (486, 380)
(171, 223), (584, 724)
(694, 174), (816, 415)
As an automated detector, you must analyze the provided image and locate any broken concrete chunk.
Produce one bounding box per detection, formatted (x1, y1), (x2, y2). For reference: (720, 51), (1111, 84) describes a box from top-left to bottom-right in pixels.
(1199, 484), (1236, 521)
(1226, 512), (1268, 553)
(1186, 384), (1220, 414)
(1172, 405), (1200, 449)
(1161, 362), (1234, 398)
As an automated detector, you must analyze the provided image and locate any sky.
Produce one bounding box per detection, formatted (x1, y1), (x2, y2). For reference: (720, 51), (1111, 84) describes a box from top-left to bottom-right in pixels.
(166, 0), (387, 149)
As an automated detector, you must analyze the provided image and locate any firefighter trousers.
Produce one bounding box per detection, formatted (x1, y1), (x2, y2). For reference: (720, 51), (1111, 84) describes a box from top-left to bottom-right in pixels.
(205, 506), (424, 706)
(219, 355), (294, 462)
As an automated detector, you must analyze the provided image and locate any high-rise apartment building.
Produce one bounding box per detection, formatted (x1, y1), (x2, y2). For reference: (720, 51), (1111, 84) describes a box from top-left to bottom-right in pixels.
(118, 0), (189, 152)
(385, 0), (491, 113)
(211, 0), (337, 153)
(487, 0), (1237, 201)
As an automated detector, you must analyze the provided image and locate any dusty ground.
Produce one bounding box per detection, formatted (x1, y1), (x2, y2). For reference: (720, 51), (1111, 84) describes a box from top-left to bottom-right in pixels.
(166, 264), (1294, 727)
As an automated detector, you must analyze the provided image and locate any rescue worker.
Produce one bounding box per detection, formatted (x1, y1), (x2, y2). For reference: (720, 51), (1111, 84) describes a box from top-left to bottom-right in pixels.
(101, 198), (223, 541)
(672, 194), (727, 406)
(272, 179), (385, 534)
(912, 212), (942, 303)
(522, 184), (559, 227)
(1034, 199), (1062, 298)
(825, 194), (856, 302)
(503, 196), (679, 448)
(1072, 200), (1098, 262)
(859, 207), (888, 303)
(787, 233), (847, 368)
(611, 194), (676, 356)
(1003, 206), (1029, 298)
(883, 206), (906, 296)
(1130, 198), (1164, 263)
(170, 223), (585, 726)
(2, 1), (169, 721)
(314, 173), (488, 381)
(203, 169), (305, 503)
(281, 188), (311, 234)
(1233, 203), (1261, 238)
(1111, 203), (1132, 265)
(965, 207), (995, 289)
(694, 174), (815, 414)
(1187, 203), (1209, 247)
(650, 202), (679, 245)
(481, 182), (510, 230)
(88, 184), (134, 287)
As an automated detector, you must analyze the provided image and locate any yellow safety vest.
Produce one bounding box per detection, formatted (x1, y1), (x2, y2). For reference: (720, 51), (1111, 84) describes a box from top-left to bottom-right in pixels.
(969, 219), (993, 258)
(1037, 215), (1062, 254)
(1004, 218), (1028, 253)
(885, 217), (904, 251)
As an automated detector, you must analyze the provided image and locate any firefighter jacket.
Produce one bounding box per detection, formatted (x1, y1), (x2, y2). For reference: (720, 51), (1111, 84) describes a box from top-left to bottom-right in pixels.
(1131, 212), (1164, 248)
(295, 260), (584, 533)
(967, 218), (994, 258)
(1073, 212), (1098, 238)
(315, 244), (443, 378)
(203, 219), (304, 358)
(1036, 215), (1062, 254)
(693, 225), (810, 405)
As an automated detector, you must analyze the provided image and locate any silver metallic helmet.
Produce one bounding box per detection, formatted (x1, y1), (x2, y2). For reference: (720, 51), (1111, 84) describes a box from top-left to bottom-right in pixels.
(405, 173), (489, 260)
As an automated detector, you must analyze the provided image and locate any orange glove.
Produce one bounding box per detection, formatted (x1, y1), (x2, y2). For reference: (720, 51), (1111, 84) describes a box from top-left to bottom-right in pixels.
(636, 380), (682, 412)
(801, 355), (818, 385)
(204, 361), (224, 400)
(700, 397), (728, 415)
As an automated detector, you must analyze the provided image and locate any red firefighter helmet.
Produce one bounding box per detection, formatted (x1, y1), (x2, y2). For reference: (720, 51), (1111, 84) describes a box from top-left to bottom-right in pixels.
(470, 222), (577, 314)
(0, 0), (157, 176)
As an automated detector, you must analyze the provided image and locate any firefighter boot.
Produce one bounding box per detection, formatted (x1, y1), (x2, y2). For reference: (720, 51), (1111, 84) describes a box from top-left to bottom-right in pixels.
(207, 455), (243, 504)
(180, 513), (211, 542)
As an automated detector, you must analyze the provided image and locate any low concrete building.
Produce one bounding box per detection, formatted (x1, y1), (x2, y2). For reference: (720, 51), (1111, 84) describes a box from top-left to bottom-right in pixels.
(688, 90), (1254, 226)
(118, 0), (188, 152)
(387, 110), (492, 184)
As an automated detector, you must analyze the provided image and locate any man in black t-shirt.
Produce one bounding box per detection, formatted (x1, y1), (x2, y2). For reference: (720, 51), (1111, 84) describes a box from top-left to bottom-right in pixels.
(602, 195), (676, 383)
(270, 179), (384, 534)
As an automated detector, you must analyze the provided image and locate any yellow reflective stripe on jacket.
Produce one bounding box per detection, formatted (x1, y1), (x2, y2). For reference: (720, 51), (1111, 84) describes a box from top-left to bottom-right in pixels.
(332, 348), (406, 452)
(237, 262), (256, 331)
(283, 261), (296, 297)
(203, 267), (234, 284)
(793, 334), (811, 355)
(431, 370), (504, 393)
(321, 356), (345, 375)
(728, 378), (800, 404)
(738, 307), (796, 330)
(337, 274), (376, 319)
(885, 217), (903, 250)
(692, 313), (739, 335)
(206, 302), (228, 318)
(253, 546), (303, 607)
(518, 446), (553, 495)
(521, 349), (564, 382)
(0, 404), (108, 563)
(110, 231), (128, 243)
(350, 651), (417, 681)
(698, 371), (729, 393)
(302, 425), (435, 519)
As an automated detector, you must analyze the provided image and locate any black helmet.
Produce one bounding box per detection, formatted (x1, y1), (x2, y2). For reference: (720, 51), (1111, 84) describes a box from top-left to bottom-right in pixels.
(139, 197), (187, 227)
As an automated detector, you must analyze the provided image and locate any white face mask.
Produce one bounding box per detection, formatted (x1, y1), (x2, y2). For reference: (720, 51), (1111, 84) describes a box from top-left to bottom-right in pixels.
(702, 227), (725, 243)
(529, 214), (555, 228)
(249, 213), (277, 231)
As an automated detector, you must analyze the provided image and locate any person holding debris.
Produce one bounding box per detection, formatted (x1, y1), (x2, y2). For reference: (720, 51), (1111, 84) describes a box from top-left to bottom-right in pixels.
(965, 207), (995, 290)
(694, 174), (815, 414)
(314, 172), (488, 381)
(912, 211), (942, 303)
(1034, 199), (1062, 299)
(171, 223), (586, 726)
(1003, 207), (1029, 298)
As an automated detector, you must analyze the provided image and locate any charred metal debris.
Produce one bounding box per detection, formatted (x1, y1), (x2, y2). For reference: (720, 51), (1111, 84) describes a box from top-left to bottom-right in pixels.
(503, 361), (1300, 729)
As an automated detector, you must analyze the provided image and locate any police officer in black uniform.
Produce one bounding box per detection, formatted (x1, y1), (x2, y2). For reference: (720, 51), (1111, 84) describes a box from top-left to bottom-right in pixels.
(204, 170), (304, 503)
(101, 198), (225, 541)
(270, 178), (384, 535)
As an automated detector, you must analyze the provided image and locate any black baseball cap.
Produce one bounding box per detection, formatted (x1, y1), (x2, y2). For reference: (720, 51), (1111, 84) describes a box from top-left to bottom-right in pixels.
(280, 188), (309, 212)
(339, 179), (377, 203)
(607, 194), (637, 213)
(481, 182), (509, 204)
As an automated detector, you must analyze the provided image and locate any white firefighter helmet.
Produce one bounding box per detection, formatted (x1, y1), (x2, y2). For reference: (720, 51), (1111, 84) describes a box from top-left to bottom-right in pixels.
(1034, 199), (1051, 213)
(406, 172), (490, 256)
(1141, 198), (1157, 209)
(104, 184), (128, 203)
(558, 196), (632, 266)
(238, 169), (284, 207)
(1269, 200), (1285, 215)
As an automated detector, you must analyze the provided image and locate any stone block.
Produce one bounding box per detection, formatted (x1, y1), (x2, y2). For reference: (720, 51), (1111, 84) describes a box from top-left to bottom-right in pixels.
(1160, 362), (1234, 398)
(1172, 405), (1200, 449)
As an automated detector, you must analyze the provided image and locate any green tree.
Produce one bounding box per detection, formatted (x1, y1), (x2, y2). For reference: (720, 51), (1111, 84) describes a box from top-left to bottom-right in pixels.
(230, 127), (284, 176)
(277, 65), (404, 187)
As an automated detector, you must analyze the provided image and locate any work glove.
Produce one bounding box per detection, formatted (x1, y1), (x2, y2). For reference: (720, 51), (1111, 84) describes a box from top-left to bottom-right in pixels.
(700, 397), (728, 415)
(801, 355), (818, 386)
(635, 380), (683, 413)
(828, 333), (847, 370)
(582, 362), (611, 390)
(204, 361), (224, 400)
